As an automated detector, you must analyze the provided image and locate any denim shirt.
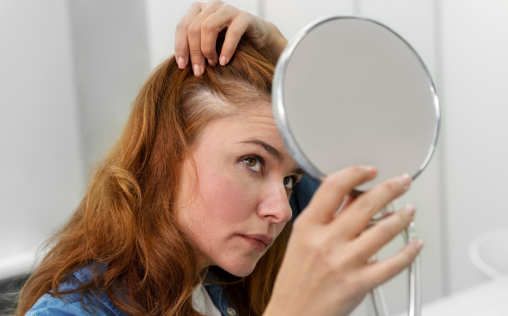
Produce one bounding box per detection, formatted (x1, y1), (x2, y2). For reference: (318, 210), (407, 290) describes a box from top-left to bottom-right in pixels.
(26, 175), (319, 316)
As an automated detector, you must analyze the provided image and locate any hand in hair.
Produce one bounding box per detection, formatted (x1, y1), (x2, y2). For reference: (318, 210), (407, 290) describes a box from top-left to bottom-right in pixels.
(175, 0), (287, 76)
(264, 167), (423, 316)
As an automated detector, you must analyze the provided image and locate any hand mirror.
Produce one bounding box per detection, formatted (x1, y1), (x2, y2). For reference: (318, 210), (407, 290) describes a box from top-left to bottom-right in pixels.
(272, 16), (440, 316)
(273, 16), (439, 192)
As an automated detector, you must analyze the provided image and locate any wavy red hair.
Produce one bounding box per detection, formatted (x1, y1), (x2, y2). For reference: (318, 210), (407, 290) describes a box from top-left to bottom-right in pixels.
(15, 39), (291, 316)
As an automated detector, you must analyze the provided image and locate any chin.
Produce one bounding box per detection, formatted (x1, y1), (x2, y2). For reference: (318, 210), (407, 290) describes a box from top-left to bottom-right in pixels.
(218, 257), (259, 277)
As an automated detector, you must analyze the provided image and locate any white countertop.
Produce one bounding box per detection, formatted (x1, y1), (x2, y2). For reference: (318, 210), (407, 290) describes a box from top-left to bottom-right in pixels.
(395, 277), (508, 316)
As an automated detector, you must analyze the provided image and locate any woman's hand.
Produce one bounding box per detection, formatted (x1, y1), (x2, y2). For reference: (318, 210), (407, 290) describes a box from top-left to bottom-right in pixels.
(175, 0), (287, 76)
(265, 166), (423, 316)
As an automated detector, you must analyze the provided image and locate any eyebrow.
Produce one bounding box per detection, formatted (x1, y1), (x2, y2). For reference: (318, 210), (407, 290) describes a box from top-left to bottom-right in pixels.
(239, 139), (305, 175)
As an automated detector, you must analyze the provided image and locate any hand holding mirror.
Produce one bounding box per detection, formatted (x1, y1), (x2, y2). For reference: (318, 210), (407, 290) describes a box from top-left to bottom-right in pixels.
(272, 17), (440, 316)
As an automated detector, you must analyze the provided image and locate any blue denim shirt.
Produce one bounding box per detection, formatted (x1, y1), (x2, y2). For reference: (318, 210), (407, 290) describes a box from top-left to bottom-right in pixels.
(26, 175), (319, 316)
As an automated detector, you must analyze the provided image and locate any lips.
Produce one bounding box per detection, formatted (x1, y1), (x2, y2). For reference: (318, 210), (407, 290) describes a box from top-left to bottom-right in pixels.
(240, 234), (274, 251)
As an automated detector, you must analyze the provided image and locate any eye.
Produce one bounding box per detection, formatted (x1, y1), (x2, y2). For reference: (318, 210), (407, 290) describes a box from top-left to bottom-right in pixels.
(283, 176), (296, 189)
(243, 156), (262, 173)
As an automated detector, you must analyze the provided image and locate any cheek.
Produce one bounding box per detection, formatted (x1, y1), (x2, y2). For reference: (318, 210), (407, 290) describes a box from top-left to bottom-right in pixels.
(199, 169), (256, 224)
(274, 222), (287, 239)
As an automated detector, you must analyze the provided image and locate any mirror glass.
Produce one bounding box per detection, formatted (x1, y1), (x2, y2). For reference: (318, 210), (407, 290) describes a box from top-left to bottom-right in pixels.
(273, 17), (440, 191)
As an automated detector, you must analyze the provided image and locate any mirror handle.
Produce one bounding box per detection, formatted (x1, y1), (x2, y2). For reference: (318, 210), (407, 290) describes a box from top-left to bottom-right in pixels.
(370, 222), (421, 316)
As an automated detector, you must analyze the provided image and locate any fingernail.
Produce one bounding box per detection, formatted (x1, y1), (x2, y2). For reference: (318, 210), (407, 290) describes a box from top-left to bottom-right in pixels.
(398, 173), (411, 190)
(414, 240), (424, 250)
(177, 57), (185, 69)
(404, 204), (416, 217)
(207, 58), (216, 66)
(220, 56), (227, 66)
(364, 165), (376, 177)
(193, 63), (202, 76)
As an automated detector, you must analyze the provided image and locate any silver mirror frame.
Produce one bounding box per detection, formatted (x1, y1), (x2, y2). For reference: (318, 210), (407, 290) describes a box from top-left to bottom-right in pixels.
(272, 16), (441, 187)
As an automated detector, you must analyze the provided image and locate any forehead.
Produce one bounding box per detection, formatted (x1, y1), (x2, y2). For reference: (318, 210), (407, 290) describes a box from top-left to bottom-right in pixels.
(195, 101), (289, 156)
(208, 101), (277, 135)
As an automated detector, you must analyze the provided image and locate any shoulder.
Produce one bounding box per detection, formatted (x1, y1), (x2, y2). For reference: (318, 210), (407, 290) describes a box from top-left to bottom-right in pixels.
(25, 293), (109, 316)
(26, 265), (128, 316)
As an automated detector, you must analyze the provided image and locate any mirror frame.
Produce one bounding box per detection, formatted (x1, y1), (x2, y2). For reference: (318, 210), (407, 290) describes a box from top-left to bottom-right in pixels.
(272, 16), (441, 186)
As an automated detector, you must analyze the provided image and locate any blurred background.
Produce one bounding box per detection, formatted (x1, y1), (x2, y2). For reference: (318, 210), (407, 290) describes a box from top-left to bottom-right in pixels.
(1, 0), (508, 315)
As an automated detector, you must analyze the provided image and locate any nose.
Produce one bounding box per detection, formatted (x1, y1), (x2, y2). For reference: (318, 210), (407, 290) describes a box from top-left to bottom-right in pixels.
(257, 182), (293, 223)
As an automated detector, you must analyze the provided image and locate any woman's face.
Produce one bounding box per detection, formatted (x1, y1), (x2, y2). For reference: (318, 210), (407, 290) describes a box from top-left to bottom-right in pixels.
(175, 101), (303, 277)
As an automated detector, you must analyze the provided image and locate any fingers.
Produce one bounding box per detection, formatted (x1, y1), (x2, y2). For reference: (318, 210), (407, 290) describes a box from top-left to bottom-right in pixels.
(301, 166), (377, 224)
(175, 2), (201, 70)
(200, 4), (239, 66)
(199, 5), (251, 67)
(175, 1), (270, 76)
(219, 12), (252, 65)
(187, 2), (223, 76)
(174, 1), (249, 76)
(333, 174), (412, 239)
(348, 205), (416, 264)
(338, 194), (358, 213)
(359, 240), (423, 289)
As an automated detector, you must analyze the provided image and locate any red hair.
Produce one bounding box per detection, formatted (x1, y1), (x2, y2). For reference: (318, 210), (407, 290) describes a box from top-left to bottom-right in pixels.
(15, 39), (291, 316)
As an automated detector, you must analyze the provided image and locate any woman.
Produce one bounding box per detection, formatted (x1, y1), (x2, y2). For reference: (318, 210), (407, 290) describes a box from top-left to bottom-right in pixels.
(17, 2), (422, 316)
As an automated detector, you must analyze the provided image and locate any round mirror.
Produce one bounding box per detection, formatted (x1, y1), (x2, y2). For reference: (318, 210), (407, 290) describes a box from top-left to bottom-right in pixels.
(273, 17), (440, 192)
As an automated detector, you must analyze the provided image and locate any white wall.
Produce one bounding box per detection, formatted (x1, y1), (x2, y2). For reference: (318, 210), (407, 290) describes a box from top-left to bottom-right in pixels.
(0, 0), (151, 281)
(440, 0), (508, 293)
(0, 0), (85, 279)
(264, 0), (354, 41)
(68, 0), (150, 168)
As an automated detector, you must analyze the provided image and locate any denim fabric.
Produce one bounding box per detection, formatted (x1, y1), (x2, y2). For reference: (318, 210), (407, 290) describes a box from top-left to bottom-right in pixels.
(26, 175), (319, 316)
(26, 266), (233, 316)
(26, 264), (127, 316)
(290, 174), (320, 221)
(203, 269), (231, 316)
